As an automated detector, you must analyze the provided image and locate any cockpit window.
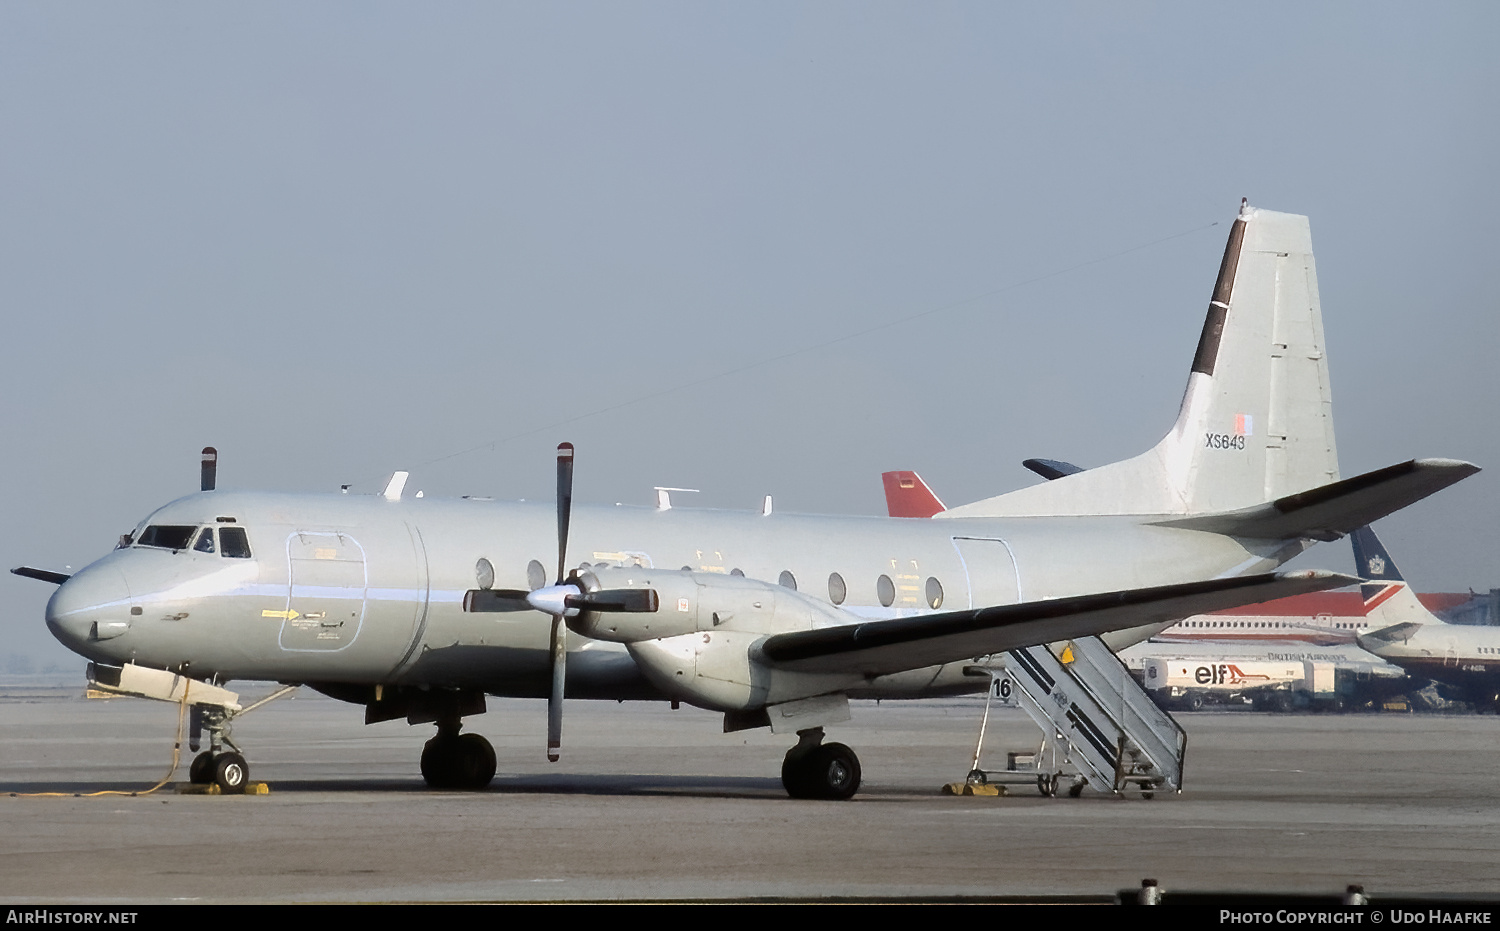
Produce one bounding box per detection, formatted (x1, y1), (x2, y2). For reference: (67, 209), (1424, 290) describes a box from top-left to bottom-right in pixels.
(193, 528), (216, 554)
(135, 525), (198, 550)
(219, 526), (252, 559)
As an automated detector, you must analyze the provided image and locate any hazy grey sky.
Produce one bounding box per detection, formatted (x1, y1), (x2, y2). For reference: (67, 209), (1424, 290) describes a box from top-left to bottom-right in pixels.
(4, 3), (1497, 667)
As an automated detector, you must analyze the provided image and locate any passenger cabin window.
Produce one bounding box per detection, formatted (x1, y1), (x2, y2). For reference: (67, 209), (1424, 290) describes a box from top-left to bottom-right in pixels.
(136, 525), (197, 551)
(219, 527), (252, 559)
(828, 573), (847, 606)
(925, 577), (944, 609)
(526, 560), (547, 592)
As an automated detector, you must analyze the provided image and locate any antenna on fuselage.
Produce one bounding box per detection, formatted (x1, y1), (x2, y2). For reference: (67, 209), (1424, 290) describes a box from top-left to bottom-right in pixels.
(201, 447), (218, 492)
(382, 471), (410, 501)
(653, 487), (700, 511)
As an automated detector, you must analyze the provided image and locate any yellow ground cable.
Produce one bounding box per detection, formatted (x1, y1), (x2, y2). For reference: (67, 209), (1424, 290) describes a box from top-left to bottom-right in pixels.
(9, 679), (191, 798)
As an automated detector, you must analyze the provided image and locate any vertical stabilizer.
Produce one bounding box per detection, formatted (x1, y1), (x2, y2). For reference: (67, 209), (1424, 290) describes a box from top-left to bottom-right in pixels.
(881, 471), (946, 518)
(941, 202), (1340, 519)
(1351, 525), (1443, 627)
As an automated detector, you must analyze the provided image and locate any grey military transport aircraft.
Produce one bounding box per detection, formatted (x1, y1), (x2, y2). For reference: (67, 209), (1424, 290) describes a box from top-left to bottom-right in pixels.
(13, 203), (1478, 799)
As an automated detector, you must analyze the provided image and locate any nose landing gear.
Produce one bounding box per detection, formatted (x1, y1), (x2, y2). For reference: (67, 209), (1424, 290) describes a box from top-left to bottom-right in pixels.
(84, 664), (296, 795)
(187, 704), (256, 793)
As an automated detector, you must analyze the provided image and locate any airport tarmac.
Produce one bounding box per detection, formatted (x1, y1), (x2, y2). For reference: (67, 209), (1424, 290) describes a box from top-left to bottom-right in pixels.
(3, 683), (1500, 903)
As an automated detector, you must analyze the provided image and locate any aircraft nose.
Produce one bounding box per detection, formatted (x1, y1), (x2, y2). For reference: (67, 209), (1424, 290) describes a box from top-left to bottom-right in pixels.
(46, 563), (134, 654)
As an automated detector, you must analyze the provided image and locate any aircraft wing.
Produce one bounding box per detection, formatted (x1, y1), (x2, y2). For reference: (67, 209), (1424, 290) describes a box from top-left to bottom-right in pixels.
(1153, 459), (1478, 542)
(756, 570), (1355, 676)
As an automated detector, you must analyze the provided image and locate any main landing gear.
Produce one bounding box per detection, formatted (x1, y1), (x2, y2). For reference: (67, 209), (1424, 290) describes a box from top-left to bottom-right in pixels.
(781, 727), (862, 800)
(420, 716), (496, 790)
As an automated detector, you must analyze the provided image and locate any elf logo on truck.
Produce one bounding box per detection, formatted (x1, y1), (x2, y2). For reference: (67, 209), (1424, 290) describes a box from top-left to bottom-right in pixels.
(1193, 664), (1270, 686)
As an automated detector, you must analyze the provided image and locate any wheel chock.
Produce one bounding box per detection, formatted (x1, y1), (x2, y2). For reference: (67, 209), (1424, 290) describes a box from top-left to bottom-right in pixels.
(175, 782), (270, 796)
(940, 782), (1004, 796)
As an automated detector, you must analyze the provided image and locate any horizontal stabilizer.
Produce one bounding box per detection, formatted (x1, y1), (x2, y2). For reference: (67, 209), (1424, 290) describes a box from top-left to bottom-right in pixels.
(1358, 621), (1424, 644)
(1153, 459), (1479, 541)
(1022, 458), (1085, 481)
(756, 570), (1354, 677)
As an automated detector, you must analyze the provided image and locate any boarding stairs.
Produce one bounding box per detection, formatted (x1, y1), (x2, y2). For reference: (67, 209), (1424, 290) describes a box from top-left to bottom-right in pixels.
(971, 636), (1185, 797)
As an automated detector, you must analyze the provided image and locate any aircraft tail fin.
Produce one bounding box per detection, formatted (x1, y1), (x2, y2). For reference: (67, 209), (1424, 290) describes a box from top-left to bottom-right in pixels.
(1351, 524), (1446, 633)
(942, 202), (1341, 520)
(881, 471), (946, 518)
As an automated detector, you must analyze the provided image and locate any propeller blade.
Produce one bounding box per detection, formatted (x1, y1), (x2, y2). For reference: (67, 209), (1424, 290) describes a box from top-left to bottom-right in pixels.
(548, 615), (566, 762)
(522, 584), (660, 615)
(571, 588), (660, 613)
(189, 706), (203, 753)
(201, 447), (218, 492)
(462, 589), (535, 612)
(555, 443), (574, 585)
(11, 567), (71, 585)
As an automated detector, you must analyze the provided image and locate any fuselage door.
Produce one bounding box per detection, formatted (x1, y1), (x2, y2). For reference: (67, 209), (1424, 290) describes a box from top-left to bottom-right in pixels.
(281, 532), (367, 652)
(951, 537), (1021, 609)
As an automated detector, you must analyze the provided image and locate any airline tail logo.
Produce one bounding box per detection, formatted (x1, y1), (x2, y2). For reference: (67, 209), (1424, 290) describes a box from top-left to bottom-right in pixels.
(1363, 580), (1405, 612)
(1194, 663), (1269, 686)
(1366, 555), (1387, 577)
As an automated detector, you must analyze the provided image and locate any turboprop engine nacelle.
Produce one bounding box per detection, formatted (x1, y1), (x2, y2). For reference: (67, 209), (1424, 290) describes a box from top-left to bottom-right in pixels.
(568, 567), (864, 712)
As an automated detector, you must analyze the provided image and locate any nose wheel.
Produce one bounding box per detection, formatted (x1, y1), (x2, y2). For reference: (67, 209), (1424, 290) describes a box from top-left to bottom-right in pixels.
(187, 707), (250, 794)
(188, 751), (249, 792)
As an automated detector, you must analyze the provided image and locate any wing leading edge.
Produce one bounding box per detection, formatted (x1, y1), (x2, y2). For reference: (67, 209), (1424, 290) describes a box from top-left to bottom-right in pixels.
(756, 570), (1355, 677)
